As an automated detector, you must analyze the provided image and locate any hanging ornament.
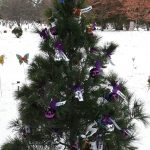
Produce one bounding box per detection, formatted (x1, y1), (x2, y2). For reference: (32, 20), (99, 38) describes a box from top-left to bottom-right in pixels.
(86, 24), (93, 34)
(96, 134), (103, 150)
(54, 41), (69, 61)
(45, 99), (66, 119)
(73, 84), (84, 101)
(0, 55), (5, 65)
(90, 60), (101, 78)
(73, 6), (92, 16)
(80, 6), (92, 14)
(16, 53), (29, 65)
(85, 121), (98, 138)
(92, 22), (97, 31)
(73, 8), (81, 16)
(50, 26), (57, 35)
(97, 115), (114, 132)
(39, 28), (49, 39)
(45, 99), (57, 119)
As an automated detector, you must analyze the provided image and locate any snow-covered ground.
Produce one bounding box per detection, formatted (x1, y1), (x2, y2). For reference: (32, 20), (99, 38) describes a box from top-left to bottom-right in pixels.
(0, 24), (150, 149)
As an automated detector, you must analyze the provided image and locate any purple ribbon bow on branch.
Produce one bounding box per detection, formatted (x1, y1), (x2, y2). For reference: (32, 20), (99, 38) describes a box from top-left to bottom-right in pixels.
(45, 99), (57, 119)
(54, 41), (69, 61)
(40, 28), (49, 39)
(50, 26), (57, 35)
(90, 60), (101, 77)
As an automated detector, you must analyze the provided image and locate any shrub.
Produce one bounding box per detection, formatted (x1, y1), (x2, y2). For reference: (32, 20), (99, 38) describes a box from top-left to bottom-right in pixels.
(12, 27), (23, 38)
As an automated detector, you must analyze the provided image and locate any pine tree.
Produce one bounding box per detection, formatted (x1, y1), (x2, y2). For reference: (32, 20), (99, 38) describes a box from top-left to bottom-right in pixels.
(1, 0), (149, 150)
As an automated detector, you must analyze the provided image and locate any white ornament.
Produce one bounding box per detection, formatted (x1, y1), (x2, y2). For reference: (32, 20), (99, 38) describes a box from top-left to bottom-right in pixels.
(75, 90), (83, 101)
(105, 124), (114, 132)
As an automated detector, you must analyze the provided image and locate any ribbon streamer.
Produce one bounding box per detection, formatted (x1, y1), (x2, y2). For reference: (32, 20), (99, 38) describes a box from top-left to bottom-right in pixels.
(54, 41), (69, 61)
(81, 6), (92, 14)
(73, 84), (84, 101)
(45, 99), (66, 119)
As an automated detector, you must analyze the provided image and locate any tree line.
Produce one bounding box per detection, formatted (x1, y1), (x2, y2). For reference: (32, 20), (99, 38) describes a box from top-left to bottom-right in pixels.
(0, 0), (52, 26)
(88, 0), (150, 30)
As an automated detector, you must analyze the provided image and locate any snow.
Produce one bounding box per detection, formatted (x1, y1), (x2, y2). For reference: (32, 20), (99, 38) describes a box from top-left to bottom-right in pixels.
(0, 24), (150, 149)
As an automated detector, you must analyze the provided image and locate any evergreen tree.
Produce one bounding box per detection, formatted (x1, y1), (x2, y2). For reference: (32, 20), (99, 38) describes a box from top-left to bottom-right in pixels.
(1, 0), (149, 149)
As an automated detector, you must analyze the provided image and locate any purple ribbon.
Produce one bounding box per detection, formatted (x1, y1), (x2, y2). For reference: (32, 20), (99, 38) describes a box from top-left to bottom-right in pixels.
(54, 41), (64, 51)
(112, 81), (120, 94)
(50, 26), (57, 35)
(90, 60), (101, 77)
(40, 28), (49, 39)
(90, 47), (97, 53)
(73, 84), (82, 92)
(92, 22), (96, 30)
(99, 115), (113, 126)
(45, 99), (57, 119)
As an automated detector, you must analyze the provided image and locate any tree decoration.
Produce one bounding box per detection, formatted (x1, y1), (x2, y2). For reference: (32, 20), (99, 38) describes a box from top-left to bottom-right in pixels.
(86, 24), (93, 34)
(80, 6), (92, 14)
(84, 121), (98, 138)
(73, 84), (84, 101)
(73, 6), (92, 17)
(50, 26), (57, 35)
(0, 55), (5, 65)
(97, 114), (114, 132)
(2, 0), (149, 149)
(45, 99), (58, 119)
(40, 28), (49, 39)
(45, 99), (66, 119)
(73, 8), (81, 17)
(16, 53), (29, 65)
(90, 60), (101, 78)
(54, 41), (69, 61)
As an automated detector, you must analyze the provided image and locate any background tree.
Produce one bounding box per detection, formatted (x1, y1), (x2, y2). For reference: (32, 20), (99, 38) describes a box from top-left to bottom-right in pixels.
(1, 0), (149, 150)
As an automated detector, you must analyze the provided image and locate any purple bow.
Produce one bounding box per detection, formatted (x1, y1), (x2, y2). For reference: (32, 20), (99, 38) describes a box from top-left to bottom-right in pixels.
(90, 47), (97, 53)
(45, 99), (57, 119)
(40, 28), (49, 39)
(73, 84), (82, 92)
(54, 41), (64, 51)
(90, 60), (101, 77)
(92, 22), (96, 30)
(100, 115), (113, 126)
(50, 26), (57, 35)
(112, 82), (120, 94)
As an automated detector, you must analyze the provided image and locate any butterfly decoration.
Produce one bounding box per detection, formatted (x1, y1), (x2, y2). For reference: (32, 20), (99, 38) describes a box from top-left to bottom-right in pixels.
(16, 53), (29, 65)
(0, 55), (5, 65)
